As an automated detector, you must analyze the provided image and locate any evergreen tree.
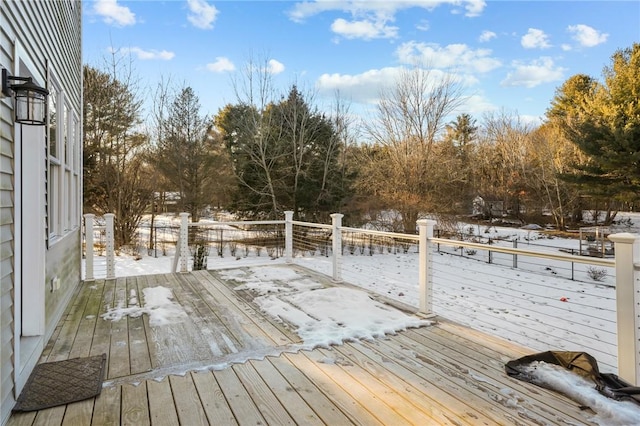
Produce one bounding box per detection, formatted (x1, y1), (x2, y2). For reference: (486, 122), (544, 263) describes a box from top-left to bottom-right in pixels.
(153, 86), (217, 222)
(214, 85), (345, 220)
(548, 43), (640, 213)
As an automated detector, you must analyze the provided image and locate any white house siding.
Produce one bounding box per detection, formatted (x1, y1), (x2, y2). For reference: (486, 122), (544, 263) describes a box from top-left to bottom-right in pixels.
(0, 2), (82, 424)
(0, 12), (17, 424)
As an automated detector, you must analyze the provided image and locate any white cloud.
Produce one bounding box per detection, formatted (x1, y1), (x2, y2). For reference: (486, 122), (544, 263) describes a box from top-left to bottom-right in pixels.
(396, 42), (502, 73)
(316, 67), (401, 105)
(416, 19), (430, 31)
(561, 44), (572, 52)
(462, 0), (486, 17)
(520, 114), (545, 126)
(521, 28), (551, 49)
(288, 1), (485, 40)
(316, 66), (476, 107)
(93, 0), (136, 26)
(206, 57), (235, 72)
(331, 18), (398, 40)
(187, 0), (219, 30)
(267, 59), (285, 75)
(567, 24), (608, 47)
(120, 47), (174, 61)
(501, 57), (565, 88)
(461, 93), (497, 115)
(479, 30), (496, 43)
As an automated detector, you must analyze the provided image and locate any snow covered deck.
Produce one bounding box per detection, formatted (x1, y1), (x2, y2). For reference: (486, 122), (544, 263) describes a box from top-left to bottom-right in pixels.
(8, 265), (597, 425)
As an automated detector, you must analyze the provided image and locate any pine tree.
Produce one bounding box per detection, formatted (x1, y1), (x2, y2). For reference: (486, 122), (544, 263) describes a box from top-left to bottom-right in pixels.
(548, 43), (640, 211)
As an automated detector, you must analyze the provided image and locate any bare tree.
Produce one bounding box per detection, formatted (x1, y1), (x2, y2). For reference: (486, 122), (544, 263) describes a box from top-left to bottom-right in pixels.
(361, 65), (465, 232)
(475, 110), (532, 221)
(525, 124), (585, 229)
(83, 53), (153, 248)
(223, 54), (284, 217)
(217, 56), (347, 220)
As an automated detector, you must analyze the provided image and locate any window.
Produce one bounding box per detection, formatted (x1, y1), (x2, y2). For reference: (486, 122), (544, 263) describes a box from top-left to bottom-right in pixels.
(47, 84), (60, 240)
(47, 72), (80, 243)
(71, 114), (80, 228)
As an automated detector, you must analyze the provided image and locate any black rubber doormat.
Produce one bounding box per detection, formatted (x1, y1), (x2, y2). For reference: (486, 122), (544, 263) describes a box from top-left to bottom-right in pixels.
(13, 354), (107, 412)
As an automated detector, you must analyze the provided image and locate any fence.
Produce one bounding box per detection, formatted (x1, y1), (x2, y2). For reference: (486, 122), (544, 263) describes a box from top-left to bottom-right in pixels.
(434, 230), (614, 282)
(83, 212), (640, 386)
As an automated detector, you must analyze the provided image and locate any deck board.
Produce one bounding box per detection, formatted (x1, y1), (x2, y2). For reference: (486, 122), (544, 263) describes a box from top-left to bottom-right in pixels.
(31, 406), (65, 426)
(127, 276), (152, 375)
(231, 362), (297, 425)
(371, 332), (537, 425)
(191, 371), (238, 425)
(213, 367), (267, 425)
(169, 374), (210, 426)
(106, 277), (131, 378)
(146, 378), (179, 426)
(267, 354), (356, 425)
(7, 266), (599, 426)
(44, 278), (92, 362)
(90, 385), (120, 426)
(332, 342), (481, 425)
(313, 346), (437, 425)
(283, 351), (386, 425)
(120, 383), (150, 426)
(408, 325), (594, 421)
(60, 399), (94, 426)
(89, 280), (115, 360)
(248, 358), (324, 425)
(199, 270), (297, 346)
(68, 282), (104, 360)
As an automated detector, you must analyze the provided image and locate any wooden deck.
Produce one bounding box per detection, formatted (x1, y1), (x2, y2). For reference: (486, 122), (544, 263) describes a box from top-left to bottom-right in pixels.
(8, 265), (597, 425)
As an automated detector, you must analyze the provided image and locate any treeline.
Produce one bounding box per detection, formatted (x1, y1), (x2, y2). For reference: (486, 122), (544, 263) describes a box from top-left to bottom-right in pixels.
(83, 45), (640, 247)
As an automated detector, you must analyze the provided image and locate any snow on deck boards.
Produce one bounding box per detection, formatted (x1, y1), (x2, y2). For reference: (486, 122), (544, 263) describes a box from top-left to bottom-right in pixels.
(9, 266), (598, 426)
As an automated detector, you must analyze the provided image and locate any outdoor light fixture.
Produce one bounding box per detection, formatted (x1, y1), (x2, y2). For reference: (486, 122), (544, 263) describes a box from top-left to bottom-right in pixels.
(2, 68), (49, 125)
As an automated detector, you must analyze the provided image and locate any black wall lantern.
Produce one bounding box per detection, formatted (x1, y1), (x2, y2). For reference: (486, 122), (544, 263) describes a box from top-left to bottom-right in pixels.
(2, 68), (49, 126)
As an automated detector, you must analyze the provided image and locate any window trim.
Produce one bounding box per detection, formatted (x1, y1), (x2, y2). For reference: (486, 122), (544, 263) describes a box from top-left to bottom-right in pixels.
(46, 67), (81, 246)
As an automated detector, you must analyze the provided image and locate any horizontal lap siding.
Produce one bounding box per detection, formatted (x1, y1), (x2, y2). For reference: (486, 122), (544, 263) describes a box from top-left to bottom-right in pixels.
(0, 7), (16, 423)
(0, 2), (82, 424)
(45, 232), (81, 329)
(38, 0), (82, 336)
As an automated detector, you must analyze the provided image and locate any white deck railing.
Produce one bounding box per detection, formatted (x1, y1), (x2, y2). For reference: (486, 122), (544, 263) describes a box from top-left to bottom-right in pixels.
(83, 211), (640, 386)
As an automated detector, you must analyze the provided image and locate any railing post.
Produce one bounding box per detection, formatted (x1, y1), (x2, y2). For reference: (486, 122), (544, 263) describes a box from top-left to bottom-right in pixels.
(104, 213), (115, 279)
(608, 232), (640, 386)
(285, 211), (293, 263)
(84, 213), (95, 281)
(179, 212), (190, 273)
(331, 213), (343, 283)
(417, 219), (437, 317)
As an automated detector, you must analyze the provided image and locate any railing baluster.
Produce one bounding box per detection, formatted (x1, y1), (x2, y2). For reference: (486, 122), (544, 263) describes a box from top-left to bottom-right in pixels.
(417, 219), (436, 317)
(331, 213), (343, 283)
(179, 212), (189, 273)
(104, 213), (115, 279)
(285, 211), (293, 263)
(84, 213), (95, 281)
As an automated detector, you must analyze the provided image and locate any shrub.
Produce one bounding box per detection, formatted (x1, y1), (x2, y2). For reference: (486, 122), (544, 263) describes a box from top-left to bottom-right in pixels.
(193, 243), (208, 270)
(587, 266), (608, 282)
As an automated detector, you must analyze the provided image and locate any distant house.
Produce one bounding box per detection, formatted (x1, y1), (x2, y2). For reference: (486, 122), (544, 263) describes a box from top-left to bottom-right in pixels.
(472, 196), (505, 218)
(1, 2), (82, 423)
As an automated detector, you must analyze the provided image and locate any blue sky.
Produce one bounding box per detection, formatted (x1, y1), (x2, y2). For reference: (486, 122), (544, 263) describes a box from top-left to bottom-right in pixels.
(83, 0), (639, 126)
